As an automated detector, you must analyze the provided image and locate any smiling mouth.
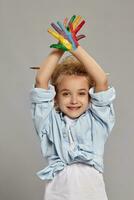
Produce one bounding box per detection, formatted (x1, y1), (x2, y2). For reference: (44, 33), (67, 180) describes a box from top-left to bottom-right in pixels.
(67, 106), (81, 110)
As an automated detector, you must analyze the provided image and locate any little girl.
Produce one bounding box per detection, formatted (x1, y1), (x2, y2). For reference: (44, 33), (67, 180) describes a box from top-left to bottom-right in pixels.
(30, 15), (116, 200)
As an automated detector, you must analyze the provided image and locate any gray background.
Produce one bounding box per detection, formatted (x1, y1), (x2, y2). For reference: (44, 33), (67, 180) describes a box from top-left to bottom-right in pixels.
(0, 0), (134, 199)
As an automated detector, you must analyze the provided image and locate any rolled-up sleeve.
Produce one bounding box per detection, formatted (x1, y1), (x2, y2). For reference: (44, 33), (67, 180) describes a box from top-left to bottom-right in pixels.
(30, 84), (56, 141)
(89, 86), (116, 135)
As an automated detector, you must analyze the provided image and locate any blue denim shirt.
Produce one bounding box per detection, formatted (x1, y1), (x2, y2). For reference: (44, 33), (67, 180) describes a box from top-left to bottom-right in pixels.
(30, 84), (116, 181)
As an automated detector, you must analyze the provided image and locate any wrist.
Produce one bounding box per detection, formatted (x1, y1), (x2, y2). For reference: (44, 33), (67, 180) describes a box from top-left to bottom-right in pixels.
(51, 48), (65, 54)
(50, 48), (65, 58)
(70, 45), (81, 54)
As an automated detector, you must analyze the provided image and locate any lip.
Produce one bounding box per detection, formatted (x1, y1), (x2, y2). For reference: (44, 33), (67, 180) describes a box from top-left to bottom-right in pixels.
(67, 106), (81, 110)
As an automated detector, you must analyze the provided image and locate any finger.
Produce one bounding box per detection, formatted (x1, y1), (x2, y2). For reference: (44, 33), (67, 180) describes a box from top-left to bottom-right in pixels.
(57, 21), (70, 41)
(66, 15), (76, 31)
(50, 43), (68, 51)
(69, 15), (76, 24)
(51, 23), (62, 35)
(69, 22), (74, 33)
(47, 28), (60, 40)
(57, 21), (68, 36)
(69, 23), (78, 47)
(74, 20), (85, 34)
(72, 15), (82, 30)
(63, 17), (68, 28)
(59, 21), (75, 45)
(76, 34), (86, 41)
(60, 38), (72, 50)
(51, 22), (68, 39)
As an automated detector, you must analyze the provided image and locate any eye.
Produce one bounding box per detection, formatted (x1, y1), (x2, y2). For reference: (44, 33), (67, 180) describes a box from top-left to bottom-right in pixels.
(79, 92), (86, 96)
(62, 92), (70, 96)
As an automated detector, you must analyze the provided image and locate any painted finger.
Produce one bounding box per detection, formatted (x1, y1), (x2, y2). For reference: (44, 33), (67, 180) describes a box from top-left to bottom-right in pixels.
(66, 15), (76, 31)
(57, 21), (68, 36)
(72, 15), (82, 30)
(77, 34), (86, 40)
(68, 22), (73, 33)
(63, 17), (68, 28)
(57, 21), (74, 44)
(60, 38), (72, 50)
(69, 15), (76, 24)
(69, 23), (78, 47)
(47, 28), (60, 40)
(57, 21), (68, 33)
(51, 22), (68, 39)
(74, 20), (85, 34)
(51, 23), (62, 35)
(50, 43), (68, 51)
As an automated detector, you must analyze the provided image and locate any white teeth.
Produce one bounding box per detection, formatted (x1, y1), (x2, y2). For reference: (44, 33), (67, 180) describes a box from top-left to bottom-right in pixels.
(68, 107), (80, 110)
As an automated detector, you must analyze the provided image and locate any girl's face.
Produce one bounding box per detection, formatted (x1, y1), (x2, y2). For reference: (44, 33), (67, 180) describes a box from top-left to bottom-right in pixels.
(55, 75), (90, 119)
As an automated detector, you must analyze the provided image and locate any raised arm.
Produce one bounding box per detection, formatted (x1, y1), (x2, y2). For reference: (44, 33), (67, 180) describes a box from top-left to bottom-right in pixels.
(45, 15), (108, 92)
(71, 46), (108, 92)
(47, 15), (108, 92)
(35, 49), (64, 89)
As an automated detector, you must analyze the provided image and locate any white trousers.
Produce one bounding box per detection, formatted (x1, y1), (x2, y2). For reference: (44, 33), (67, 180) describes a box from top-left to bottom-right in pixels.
(43, 163), (108, 200)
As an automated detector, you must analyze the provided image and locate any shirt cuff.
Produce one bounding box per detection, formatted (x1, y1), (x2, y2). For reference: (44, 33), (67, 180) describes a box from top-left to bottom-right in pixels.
(30, 84), (56, 103)
(89, 86), (116, 106)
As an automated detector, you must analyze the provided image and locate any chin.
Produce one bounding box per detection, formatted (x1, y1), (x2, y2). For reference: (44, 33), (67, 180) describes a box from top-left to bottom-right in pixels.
(66, 113), (82, 119)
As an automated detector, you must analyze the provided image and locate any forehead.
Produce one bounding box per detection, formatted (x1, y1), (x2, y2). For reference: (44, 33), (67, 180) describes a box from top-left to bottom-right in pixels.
(57, 75), (89, 91)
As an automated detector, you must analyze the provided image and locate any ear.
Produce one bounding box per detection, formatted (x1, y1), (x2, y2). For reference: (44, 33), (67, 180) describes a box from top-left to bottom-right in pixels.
(54, 96), (59, 111)
(90, 80), (95, 87)
(88, 94), (91, 102)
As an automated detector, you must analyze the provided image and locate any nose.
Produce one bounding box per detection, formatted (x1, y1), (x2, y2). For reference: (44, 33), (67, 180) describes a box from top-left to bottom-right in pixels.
(70, 95), (78, 104)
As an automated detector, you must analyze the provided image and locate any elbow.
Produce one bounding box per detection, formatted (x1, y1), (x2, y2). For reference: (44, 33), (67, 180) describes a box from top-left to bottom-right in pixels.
(35, 78), (49, 89)
(101, 74), (108, 84)
(99, 75), (109, 87)
(94, 73), (108, 86)
(94, 78), (109, 92)
(103, 77), (109, 87)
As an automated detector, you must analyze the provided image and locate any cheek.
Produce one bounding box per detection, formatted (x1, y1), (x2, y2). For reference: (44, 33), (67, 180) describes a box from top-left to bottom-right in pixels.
(84, 95), (90, 105)
(55, 96), (66, 107)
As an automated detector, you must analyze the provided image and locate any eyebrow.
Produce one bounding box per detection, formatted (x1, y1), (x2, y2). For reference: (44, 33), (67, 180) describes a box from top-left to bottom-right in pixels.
(59, 89), (88, 92)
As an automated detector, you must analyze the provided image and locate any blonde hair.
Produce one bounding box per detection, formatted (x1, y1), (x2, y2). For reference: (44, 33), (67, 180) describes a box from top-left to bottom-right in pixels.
(51, 55), (94, 92)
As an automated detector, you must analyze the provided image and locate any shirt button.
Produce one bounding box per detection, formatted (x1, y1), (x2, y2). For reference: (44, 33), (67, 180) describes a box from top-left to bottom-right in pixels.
(63, 132), (66, 137)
